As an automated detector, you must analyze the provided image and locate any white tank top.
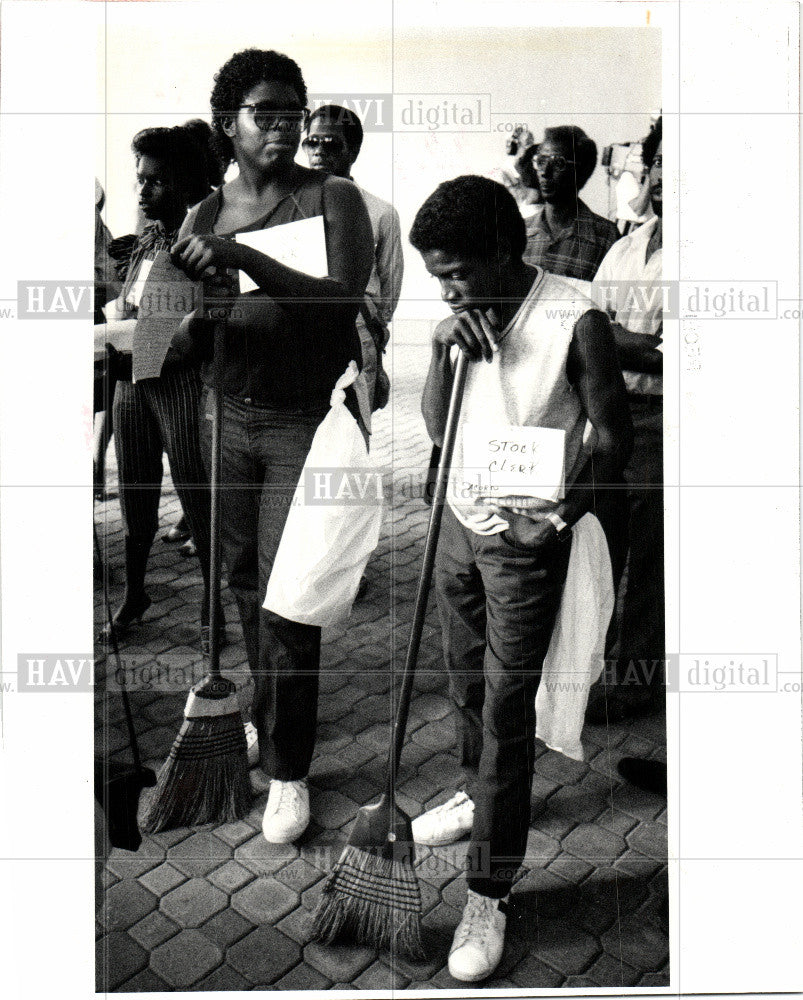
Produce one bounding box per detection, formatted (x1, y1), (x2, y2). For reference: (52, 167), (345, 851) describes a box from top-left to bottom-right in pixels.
(448, 268), (593, 535)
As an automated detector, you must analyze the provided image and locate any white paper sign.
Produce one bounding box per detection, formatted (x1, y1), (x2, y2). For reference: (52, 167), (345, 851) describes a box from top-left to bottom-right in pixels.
(235, 215), (328, 293)
(462, 423), (566, 502)
(125, 256), (153, 308)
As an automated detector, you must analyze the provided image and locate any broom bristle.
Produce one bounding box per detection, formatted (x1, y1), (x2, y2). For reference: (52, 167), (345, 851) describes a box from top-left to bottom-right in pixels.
(313, 844), (424, 958)
(143, 714), (251, 833)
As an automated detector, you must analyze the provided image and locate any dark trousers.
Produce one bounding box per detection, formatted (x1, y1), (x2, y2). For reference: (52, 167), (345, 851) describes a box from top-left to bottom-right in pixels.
(112, 368), (211, 610)
(616, 394), (665, 692)
(434, 503), (572, 898)
(199, 387), (326, 780)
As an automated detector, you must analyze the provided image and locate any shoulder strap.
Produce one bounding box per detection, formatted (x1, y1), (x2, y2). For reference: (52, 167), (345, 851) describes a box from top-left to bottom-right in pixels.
(191, 189), (222, 235)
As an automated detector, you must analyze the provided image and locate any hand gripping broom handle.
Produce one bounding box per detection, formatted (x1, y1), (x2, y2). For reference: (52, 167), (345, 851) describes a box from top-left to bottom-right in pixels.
(387, 349), (470, 796)
(207, 321), (226, 681)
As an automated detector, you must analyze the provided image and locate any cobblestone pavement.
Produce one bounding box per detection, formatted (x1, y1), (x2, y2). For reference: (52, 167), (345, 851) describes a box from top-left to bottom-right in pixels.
(94, 334), (669, 992)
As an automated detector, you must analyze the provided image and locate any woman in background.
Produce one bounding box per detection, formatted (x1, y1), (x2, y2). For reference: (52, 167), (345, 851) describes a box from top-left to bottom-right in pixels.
(99, 122), (223, 650)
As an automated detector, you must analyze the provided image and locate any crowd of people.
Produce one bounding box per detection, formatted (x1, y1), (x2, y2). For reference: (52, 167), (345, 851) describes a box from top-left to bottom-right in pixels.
(95, 46), (664, 982)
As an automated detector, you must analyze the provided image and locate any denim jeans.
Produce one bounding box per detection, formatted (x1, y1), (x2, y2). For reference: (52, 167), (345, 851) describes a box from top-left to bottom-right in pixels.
(199, 387), (327, 780)
(434, 503), (572, 897)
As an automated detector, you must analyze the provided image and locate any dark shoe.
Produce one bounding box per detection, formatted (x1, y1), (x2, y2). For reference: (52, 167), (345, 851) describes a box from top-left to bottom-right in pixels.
(617, 757), (667, 796)
(98, 593), (151, 643)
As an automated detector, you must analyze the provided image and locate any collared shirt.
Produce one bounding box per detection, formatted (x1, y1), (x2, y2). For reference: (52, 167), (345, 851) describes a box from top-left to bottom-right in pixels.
(523, 200), (621, 282)
(591, 215), (663, 395)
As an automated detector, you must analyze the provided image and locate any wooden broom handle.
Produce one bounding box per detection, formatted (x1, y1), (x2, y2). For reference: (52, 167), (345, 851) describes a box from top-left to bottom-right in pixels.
(207, 322), (225, 680)
(388, 349), (470, 790)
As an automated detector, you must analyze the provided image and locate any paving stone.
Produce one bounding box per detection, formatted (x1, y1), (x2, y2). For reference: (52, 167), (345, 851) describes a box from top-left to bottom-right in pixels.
(199, 907), (255, 949)
(106, 839), (166, 879)
(586, 949), (642, 986)
(191, 965), (253, 991)
(234, 834), (298, 875)
(601, 911), (669, 970)
(207, 859), (254, 893)
(212, 819), (255, 848)
(274, 963), (332, 990)
(275, 858), (324, 894)
(507, 951), (565, 989)
(354, 960), (411, 990)
(144, 827), (192, 850)
(422, 900), (463, 939)
(276, 903), (317, 944)
(563, 822), (627, 866)
(409, 718), (452, 751)
(512, 867), (579, 923)
(167, 829), (232, 877)
(304, 941), (376, 981)
(129, 909), (181, 950)
(614, 849), (665, 880)
(640, 970), (671, 986)
(528, 915), (601, 976)
(96, 932), (149, 991)
(535, 749), (588, 785)
(138, 862), (186, 896)
(99, 879), (158, 931)
(410, 692), (451, 721)
(596, 805), (639, 838)
(311, 789), (359, 829)
(150, 928), (224, 988)
(548, 852), (595, 884)
(159, 877), (228, 927)
(228, 926), (302, 985)
(338, 774), (379, 805)
(610, 782), (666, 822)
(231, 876), (299, 924)
(385, 928), (450, 980)
(627, 820), (668, 860)
(524, 827), (562, 866)
(117, 967), (171, 992)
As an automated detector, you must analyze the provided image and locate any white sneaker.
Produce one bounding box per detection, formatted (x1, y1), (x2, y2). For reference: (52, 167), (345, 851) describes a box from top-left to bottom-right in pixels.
(261, 779), (310, 843)
(448, 889), (508, 982)
(243, 721), (259, 769)
(412, 791), (474, 846)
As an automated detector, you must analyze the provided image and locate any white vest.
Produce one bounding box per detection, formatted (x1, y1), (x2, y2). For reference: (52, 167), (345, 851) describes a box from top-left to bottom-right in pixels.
(449, 268), (593, 535)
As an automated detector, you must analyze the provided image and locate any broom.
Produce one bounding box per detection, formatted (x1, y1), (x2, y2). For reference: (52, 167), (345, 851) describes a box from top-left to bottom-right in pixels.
(143, 321), (251, 833)
(314, 350), (470, 957)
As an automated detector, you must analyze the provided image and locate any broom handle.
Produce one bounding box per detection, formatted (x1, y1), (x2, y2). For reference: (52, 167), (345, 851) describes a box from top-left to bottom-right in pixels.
(208, 321), (225, 680)
(388, 349), (470, 792)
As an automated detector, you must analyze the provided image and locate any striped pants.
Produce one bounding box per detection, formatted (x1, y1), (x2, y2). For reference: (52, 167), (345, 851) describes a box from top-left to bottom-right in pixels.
(112, 367), (211, 610)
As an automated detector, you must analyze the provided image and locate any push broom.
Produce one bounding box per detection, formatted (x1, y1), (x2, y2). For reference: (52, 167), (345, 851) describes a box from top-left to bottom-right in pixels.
(144, 321), (251, 832)
(314, 350), (470, 957)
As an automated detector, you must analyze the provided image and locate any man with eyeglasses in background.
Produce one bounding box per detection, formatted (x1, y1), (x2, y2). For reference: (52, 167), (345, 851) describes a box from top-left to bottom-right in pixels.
(518, 125), (620, 283)
(303, 104), (403, 414)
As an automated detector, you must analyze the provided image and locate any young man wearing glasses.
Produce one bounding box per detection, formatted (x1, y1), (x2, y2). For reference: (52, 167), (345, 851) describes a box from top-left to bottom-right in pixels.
(303, 104), (403, 412)
(171, 50), (373, 844)
(518, 125), (620, 283)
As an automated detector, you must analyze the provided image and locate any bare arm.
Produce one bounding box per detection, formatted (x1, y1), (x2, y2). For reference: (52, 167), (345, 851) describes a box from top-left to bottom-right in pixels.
(560, 309), (634, 524)
(376, 207), (404, 324)
(172, 176), (373, 311)
(610, 320), (663, 373)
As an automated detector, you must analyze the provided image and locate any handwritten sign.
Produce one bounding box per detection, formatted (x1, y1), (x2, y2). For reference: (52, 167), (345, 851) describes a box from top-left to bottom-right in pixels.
(462, 423), (566, 502)
(235, 215), (328, 293)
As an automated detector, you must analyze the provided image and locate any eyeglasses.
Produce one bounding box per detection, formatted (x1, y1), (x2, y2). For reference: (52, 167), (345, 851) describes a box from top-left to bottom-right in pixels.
(301, 135), (347, 153)
(238, 104), (309, 134)
(534, 154), (576, 172)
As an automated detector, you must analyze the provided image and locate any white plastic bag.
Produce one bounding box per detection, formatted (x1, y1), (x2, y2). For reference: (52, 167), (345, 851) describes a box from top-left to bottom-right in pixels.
(535, 513), (614, 761)
(263, 362), (383, 627)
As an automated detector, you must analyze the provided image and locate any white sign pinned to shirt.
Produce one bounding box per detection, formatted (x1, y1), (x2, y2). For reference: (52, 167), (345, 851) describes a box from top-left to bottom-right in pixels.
(462, 423), (566, 502)
(235, 215), (328, 293)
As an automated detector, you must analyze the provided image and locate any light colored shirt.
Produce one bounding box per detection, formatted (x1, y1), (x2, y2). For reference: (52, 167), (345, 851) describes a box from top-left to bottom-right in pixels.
(356, 184), (403, 327)
(449, 268), (592, 535)
(591, 215), (662, 395)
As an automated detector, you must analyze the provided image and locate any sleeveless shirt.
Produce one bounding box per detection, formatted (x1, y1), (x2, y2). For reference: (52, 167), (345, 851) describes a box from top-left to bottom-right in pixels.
(190, 172), (361, 408)
(449, 268), (593, 535)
